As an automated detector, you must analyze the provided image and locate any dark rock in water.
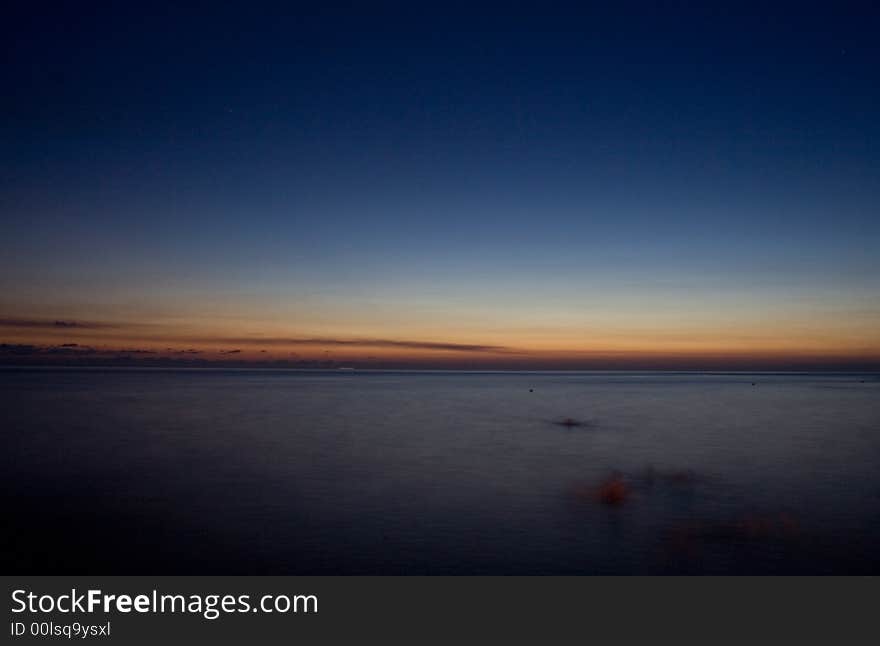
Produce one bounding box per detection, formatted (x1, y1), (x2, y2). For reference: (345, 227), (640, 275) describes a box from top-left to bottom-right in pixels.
(553, 417), (591, 428)
(529, 388), (533, 392)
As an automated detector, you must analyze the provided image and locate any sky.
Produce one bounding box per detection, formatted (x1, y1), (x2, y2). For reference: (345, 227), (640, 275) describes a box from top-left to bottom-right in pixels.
(2, 3), (879, 369)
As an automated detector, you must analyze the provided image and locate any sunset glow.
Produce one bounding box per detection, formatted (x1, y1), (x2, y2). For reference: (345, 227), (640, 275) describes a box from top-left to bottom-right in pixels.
(2, 5), (878, 371)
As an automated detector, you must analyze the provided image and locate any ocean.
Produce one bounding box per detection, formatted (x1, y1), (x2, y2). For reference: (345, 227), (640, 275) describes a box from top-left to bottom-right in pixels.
(3, 368), (879, 574)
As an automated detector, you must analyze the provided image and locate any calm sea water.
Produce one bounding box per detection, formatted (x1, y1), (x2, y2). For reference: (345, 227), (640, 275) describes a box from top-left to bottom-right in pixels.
(3, 368), (879, 574)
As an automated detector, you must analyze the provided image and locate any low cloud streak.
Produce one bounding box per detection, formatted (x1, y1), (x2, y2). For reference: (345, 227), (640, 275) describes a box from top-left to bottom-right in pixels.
(0, 318), (121, 330)
(208, 337), (516, 353)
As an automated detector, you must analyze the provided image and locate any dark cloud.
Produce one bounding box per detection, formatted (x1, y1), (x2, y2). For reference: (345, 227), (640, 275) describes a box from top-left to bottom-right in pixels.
(0, 343), (38, 354)
(209, 337), (515, 353)
(0, 343), (156, 357)
(45, 344), (98, 354)
(1, 342), (99, 355)
(1, 317), (515, 355)
(0, 317), (120, 330)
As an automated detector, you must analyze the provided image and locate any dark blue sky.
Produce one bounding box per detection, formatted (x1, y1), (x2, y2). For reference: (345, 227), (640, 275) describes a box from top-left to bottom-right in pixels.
(2, 2), (879, 367)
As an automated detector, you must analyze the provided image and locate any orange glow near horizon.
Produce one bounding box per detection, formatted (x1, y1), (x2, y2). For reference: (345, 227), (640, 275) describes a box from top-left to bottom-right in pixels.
(2, 311), (879, 369)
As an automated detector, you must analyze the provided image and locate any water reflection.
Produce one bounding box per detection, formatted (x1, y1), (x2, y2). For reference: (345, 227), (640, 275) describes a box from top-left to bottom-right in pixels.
(2, 369), (878, 574)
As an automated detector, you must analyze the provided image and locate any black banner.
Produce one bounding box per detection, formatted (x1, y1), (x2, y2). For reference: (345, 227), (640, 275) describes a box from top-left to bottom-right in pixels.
(3, 576), (875, 644)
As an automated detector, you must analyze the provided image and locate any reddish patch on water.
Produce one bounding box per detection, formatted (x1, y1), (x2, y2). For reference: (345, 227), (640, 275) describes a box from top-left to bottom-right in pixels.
(572, 474), (632, 507)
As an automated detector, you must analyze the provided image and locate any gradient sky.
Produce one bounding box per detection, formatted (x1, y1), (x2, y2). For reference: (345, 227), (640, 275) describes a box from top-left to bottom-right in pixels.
(2, 3), (879, 368)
